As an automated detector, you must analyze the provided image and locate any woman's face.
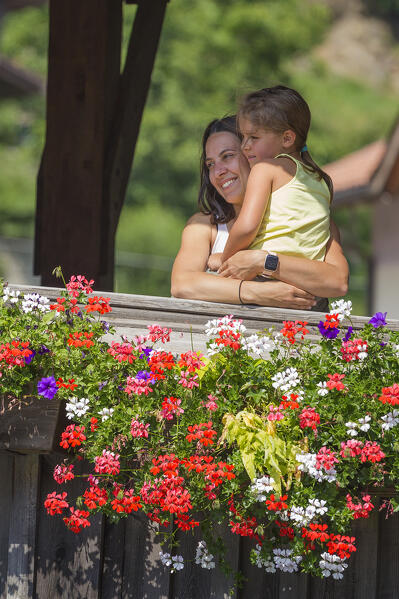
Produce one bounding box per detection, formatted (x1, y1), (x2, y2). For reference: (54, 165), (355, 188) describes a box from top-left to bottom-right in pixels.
(205, 132), (250, 208)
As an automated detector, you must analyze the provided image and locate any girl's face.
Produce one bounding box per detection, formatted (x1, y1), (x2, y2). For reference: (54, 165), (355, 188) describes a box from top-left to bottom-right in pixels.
(239, 117), (288, 166)
(205, 132), (250, 208)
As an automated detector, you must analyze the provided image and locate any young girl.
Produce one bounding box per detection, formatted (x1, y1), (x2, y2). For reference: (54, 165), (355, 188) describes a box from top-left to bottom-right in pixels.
(211, 85), (333, 279)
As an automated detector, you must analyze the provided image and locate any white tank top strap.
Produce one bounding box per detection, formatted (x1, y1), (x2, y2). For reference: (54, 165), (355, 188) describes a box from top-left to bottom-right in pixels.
(211, 223), (229, 254)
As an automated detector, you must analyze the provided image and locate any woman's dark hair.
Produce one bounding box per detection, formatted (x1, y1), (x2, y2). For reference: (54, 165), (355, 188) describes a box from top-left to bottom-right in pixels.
(238, 85), (333, 201)
(198, 116), (241, 224)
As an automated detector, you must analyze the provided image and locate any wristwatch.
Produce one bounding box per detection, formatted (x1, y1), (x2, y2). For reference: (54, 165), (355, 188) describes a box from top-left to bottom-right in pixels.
(262, 251), (279, 276)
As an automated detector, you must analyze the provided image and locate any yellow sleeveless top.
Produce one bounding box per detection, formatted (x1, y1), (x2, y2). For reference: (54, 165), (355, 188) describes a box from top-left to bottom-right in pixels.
(249, 154), (331, 261)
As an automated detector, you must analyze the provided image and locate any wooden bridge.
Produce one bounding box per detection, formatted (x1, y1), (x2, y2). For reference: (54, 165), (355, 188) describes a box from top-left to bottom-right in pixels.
(1, 286), (399, 599)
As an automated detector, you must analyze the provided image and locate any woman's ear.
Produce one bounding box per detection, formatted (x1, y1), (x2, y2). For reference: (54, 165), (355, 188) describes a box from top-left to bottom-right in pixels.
(282, 129), (296, 149)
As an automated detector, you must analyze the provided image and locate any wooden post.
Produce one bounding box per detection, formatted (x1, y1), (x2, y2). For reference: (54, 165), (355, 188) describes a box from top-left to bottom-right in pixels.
(35, 0), (168, 291)
(35, 0), (122, 290)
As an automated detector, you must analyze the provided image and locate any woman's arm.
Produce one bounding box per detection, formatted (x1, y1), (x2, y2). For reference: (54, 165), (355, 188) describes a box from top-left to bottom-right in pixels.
(171, 213), (317, 309)
(218, 220), (349, 298)
(221, 163), (272, 261)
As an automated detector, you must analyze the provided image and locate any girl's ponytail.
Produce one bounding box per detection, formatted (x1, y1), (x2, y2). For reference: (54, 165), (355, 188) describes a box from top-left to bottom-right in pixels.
(301, 148), (334, 203)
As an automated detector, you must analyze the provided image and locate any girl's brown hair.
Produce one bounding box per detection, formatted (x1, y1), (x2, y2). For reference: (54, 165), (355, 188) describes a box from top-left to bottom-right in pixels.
(238, 85), (333, 200)
(198, 116), (241, 224)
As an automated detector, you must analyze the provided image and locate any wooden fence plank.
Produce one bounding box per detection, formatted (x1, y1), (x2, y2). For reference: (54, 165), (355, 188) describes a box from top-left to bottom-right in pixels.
(279, 573), (309, 599)
(6, 454), (40, 599)
(172, 520), (216, 599)
(140, 520), (172, 599)
(100, 519), (125, 599)
(35, 454), (103, 599)
(348, 506), (379, 599)
(209, 524), (240, 599)
(120, 513), (170, 599)
(376, 508), (399, 599)
(238, 538), (279, 599)
(0, 454), (13, 599)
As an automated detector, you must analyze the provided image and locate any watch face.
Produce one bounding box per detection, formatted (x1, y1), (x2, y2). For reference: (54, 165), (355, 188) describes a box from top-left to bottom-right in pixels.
(265, 253), (279, 271)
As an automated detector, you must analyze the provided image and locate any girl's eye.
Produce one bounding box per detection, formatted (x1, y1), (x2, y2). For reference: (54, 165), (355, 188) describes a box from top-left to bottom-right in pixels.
(223, 153), (234, 159)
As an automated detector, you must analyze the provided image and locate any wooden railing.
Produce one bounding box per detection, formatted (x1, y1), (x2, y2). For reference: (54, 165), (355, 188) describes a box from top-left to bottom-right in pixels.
(1, 286), (399, 599)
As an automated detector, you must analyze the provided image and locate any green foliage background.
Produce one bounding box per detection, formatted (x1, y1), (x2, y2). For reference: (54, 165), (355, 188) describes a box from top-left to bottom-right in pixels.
(0, 1), (398, 312)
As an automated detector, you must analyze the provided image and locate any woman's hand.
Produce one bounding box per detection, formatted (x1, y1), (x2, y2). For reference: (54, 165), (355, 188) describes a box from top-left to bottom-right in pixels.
(242, 280), (317, 310)
(218, 250), (265, 280)
(207, 252), (223, 272)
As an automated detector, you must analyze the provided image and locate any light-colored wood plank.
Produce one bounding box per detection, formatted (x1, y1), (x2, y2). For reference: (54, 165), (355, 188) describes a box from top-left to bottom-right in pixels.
(0, 454), (13, 599)
(10, 284), (399, 332)
(7, 454), (40, 599)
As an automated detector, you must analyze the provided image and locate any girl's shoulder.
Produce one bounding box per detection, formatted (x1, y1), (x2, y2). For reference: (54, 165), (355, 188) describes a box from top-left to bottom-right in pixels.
(248, 157), (296, 181)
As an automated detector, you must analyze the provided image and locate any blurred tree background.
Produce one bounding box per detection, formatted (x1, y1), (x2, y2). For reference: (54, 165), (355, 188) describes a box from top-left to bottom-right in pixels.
(0, 0), (398, 313)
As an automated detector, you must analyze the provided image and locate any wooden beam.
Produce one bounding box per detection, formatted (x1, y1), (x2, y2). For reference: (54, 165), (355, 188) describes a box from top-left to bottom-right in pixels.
(101, 0), (168, 274)
(34, 0), (122, 289)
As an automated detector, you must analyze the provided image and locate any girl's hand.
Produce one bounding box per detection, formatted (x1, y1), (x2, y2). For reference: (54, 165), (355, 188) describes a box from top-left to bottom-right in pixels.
(207, 253), (223, 272)
(218, 250), (265, 280)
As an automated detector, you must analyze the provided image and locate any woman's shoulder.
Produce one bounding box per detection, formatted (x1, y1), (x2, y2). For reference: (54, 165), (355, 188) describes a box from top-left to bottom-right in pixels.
(185, 212), (213, 226)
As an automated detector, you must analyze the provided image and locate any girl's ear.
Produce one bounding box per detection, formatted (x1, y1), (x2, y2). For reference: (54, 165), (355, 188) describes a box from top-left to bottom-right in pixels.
(282, 129), (296, 148)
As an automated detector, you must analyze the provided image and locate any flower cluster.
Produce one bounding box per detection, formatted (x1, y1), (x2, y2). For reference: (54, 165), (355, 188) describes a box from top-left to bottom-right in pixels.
(2, 276), (399, 583)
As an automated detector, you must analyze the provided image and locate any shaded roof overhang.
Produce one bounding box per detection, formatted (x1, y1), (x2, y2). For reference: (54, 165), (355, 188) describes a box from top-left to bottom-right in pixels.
(0, 57), (44, 97)
(324, 118), (399, 208)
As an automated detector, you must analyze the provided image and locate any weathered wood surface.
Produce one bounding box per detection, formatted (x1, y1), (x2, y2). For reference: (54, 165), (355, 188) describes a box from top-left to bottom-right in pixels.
(2, 288), (399, 598)
(9, 284), (399, 354)
(0, 454), (396, 599)
(0, 397), (67, 453)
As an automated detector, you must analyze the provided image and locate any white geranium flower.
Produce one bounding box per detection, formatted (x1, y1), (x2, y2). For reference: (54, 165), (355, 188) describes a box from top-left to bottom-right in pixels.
(195, 541), (215, 569)
(317, 381), (329, 396)
(358, 415), (371, 432)
(345, 421), (358, 437)
(65, 397), (90, 419)
(330, 299), (352, 321)
(272, 367), (300, 392)
(98, 407), (114, 422)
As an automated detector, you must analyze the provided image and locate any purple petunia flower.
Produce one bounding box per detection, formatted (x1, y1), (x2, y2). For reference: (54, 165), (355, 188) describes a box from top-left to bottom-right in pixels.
(139, 347), (153, 361)
(24, 349), (36, 365)
(37, 376), (58, 400)
(136, 370), (153, 382)
(101, 320), (110, 333)
(343, 326), (353, 342)
(318, 321), (339, 339)
(369, 311), (387, 329)
(38, 345), (50, 355)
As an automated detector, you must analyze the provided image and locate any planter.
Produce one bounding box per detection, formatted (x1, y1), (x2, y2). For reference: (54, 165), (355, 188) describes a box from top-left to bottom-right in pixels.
(0, 396), (67, 454)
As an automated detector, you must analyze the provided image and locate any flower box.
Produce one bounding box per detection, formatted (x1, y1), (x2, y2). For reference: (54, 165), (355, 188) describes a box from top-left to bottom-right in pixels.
(0, 396), (67, 454)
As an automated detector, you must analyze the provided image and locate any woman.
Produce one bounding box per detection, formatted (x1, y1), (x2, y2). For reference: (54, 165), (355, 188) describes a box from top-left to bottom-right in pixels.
(171, 117), (348, 309)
